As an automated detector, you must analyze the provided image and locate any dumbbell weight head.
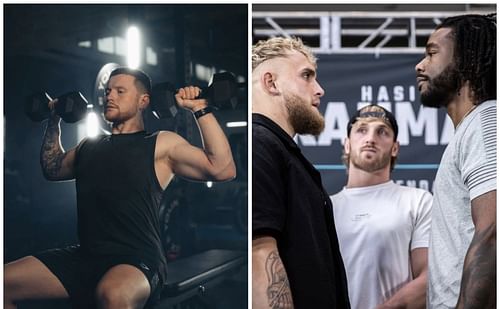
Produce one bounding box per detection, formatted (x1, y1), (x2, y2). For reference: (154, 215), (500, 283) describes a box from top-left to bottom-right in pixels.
(25, 92), (53, 122)
(55, 91), (89, 123)
(25, 91), (89, 123)
(207, 72), (238, 109)
(151, 82), (179, 119)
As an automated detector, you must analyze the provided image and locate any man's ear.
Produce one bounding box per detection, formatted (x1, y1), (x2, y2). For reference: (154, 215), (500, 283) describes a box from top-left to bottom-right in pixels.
(139, 93), (150, 110)
(344, 137), (350, 155)
(262, 72), (280, 96)
(392, 141), (400, 157)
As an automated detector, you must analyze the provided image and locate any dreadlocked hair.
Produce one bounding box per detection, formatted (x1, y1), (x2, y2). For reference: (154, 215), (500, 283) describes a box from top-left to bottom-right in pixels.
(437, 13), (496, 105)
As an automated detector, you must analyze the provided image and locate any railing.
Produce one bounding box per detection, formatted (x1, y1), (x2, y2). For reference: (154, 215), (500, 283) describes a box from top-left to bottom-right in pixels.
(253, 11), (493, 54)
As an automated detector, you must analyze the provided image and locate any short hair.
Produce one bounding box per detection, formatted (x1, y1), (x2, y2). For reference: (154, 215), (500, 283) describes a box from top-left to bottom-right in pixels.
(109, 67), (152, 94)
(436, 13), (496, 105)
(252, 36), (317, 71)
(342, 105), (399, 172)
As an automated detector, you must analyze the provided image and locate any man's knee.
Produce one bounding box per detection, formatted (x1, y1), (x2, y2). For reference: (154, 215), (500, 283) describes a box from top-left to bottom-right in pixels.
(96, 284), (142, 309)
(5, 263), (22, 301)
(4, 277), (16, 308)
(4, 263), (29, 309)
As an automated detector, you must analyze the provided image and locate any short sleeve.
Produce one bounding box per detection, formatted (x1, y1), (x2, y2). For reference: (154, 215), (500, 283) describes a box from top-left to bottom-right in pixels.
(410, 190), (433, 250)
(252, 127), (286, 239)
(459, 105), (496, 201)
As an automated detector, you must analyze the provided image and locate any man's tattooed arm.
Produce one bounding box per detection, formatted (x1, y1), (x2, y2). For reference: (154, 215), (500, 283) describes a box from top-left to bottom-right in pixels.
(265, 251), (293, 309)
(40, 116), (76, 181)
(456, 191), (496, 309)
(253, 236), (294, 309)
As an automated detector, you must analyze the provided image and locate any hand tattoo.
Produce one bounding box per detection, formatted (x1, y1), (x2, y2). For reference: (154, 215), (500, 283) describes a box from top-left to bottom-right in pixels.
(265, 251), (293, 309)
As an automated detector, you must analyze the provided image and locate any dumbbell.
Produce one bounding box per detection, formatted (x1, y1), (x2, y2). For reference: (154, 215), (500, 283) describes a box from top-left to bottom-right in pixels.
(151, 71), (243, 119)
(25, 91), (89, 123)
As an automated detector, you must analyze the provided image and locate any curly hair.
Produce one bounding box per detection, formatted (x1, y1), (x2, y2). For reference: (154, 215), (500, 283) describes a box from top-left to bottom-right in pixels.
(252, 36), (317, 71)
(437, 14), (496, 105)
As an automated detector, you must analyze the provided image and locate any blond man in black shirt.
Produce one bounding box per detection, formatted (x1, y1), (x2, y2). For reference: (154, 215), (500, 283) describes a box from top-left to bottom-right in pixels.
(252, 37), (350, 309)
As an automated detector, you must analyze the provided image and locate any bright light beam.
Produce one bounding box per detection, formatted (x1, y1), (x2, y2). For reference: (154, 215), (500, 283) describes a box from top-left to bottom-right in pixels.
(86, 110), (100, 138)
(226, 121), (247, 128)
(126, 26), (141, 69)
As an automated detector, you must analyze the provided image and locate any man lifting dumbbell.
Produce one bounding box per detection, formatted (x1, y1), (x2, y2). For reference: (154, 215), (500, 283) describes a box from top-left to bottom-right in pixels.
(151, 71), (242, 119)
(4, 67), (236, 309)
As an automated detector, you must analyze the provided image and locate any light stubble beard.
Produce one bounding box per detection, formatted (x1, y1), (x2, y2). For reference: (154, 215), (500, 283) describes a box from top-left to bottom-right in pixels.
(284, 93), (325, 136)
(349, 147), (393, 173)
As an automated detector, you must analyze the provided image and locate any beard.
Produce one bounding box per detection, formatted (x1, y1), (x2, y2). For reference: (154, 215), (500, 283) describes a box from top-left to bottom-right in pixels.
(420, 63), (460, 108)
(349, 147), (393, 173)
(284, 93), (325, 136)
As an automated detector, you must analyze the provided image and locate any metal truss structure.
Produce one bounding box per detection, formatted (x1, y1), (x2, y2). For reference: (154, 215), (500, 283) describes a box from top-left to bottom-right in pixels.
(253, 10), (494, 55)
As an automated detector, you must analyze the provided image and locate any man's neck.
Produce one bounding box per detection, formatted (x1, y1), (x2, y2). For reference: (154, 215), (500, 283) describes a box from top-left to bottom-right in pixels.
(253, 97), (295, 137)
(346, 165), (391, 188)
(111, 116), (145, 134)
(446, 84), (477, 128)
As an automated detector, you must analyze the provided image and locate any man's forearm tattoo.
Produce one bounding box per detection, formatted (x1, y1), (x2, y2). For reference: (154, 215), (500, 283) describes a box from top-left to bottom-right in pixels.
(265, 251), (293, 309)
(459, 223), (496, 309)
(40, 120), (65, 178)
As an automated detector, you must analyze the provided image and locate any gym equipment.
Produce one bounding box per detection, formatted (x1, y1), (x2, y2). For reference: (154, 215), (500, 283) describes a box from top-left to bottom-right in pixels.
(151, 72), (244, 119)
(25, 91), (89, 123)
(154, 249), (246, 308)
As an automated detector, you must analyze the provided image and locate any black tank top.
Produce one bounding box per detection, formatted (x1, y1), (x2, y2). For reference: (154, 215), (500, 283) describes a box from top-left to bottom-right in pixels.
(75, 131), (166, 276)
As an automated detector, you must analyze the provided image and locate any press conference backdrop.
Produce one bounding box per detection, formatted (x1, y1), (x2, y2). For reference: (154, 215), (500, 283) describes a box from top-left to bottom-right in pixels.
(296, 54), (453, 195)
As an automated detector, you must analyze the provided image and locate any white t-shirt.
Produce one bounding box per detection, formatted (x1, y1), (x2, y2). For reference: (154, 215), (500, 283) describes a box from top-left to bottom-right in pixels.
(428, 100), (496, 308)
(331, 180), (432, 309)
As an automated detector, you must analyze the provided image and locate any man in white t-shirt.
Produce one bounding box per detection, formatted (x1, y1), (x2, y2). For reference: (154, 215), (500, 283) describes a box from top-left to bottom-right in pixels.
(415, 14), (496, 308)
(331, 104), (432, 309)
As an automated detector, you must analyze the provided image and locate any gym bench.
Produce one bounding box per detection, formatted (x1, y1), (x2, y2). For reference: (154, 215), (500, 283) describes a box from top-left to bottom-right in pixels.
(153, 249), (246, 309)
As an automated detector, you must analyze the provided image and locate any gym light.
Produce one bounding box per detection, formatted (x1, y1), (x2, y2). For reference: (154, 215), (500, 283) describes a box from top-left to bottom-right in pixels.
(86, 111), (100, 138)
(226, 121), (247, 128)
(126, 26), (141, 69)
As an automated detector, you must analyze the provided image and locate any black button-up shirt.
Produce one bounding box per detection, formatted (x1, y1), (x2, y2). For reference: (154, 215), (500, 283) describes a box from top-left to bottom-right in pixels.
(252, 113), (350, 309)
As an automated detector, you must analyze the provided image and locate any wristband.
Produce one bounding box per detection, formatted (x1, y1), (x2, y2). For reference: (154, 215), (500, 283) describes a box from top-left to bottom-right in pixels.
(193, 106), (213, 119)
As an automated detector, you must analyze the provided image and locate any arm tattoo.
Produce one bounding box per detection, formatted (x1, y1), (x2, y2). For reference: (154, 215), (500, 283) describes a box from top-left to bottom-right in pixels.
(458, 223), (496, 309)
(40, 119), (66, 179)
(265, 251), (293, 309)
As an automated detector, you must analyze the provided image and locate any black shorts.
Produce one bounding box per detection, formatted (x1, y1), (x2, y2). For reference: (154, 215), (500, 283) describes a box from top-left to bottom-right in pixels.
(33, 245), (163, 309)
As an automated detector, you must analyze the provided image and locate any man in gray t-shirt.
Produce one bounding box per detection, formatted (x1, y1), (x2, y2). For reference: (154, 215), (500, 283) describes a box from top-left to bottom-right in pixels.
(415, 14), (496, 308)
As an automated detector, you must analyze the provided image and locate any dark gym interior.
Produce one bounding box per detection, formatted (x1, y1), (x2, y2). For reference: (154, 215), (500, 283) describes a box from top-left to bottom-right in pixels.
(4, 4), (248, 309)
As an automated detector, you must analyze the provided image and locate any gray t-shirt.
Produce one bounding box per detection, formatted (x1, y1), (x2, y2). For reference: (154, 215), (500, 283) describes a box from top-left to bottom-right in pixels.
(427, 100), (496, 308)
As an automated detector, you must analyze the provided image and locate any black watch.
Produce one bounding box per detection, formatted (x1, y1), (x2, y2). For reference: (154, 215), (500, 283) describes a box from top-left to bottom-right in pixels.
(193, 106), (213, 119)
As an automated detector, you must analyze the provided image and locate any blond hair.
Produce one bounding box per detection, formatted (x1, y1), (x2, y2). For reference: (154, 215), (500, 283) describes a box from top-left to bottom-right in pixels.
(252, 37), (317, 71)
